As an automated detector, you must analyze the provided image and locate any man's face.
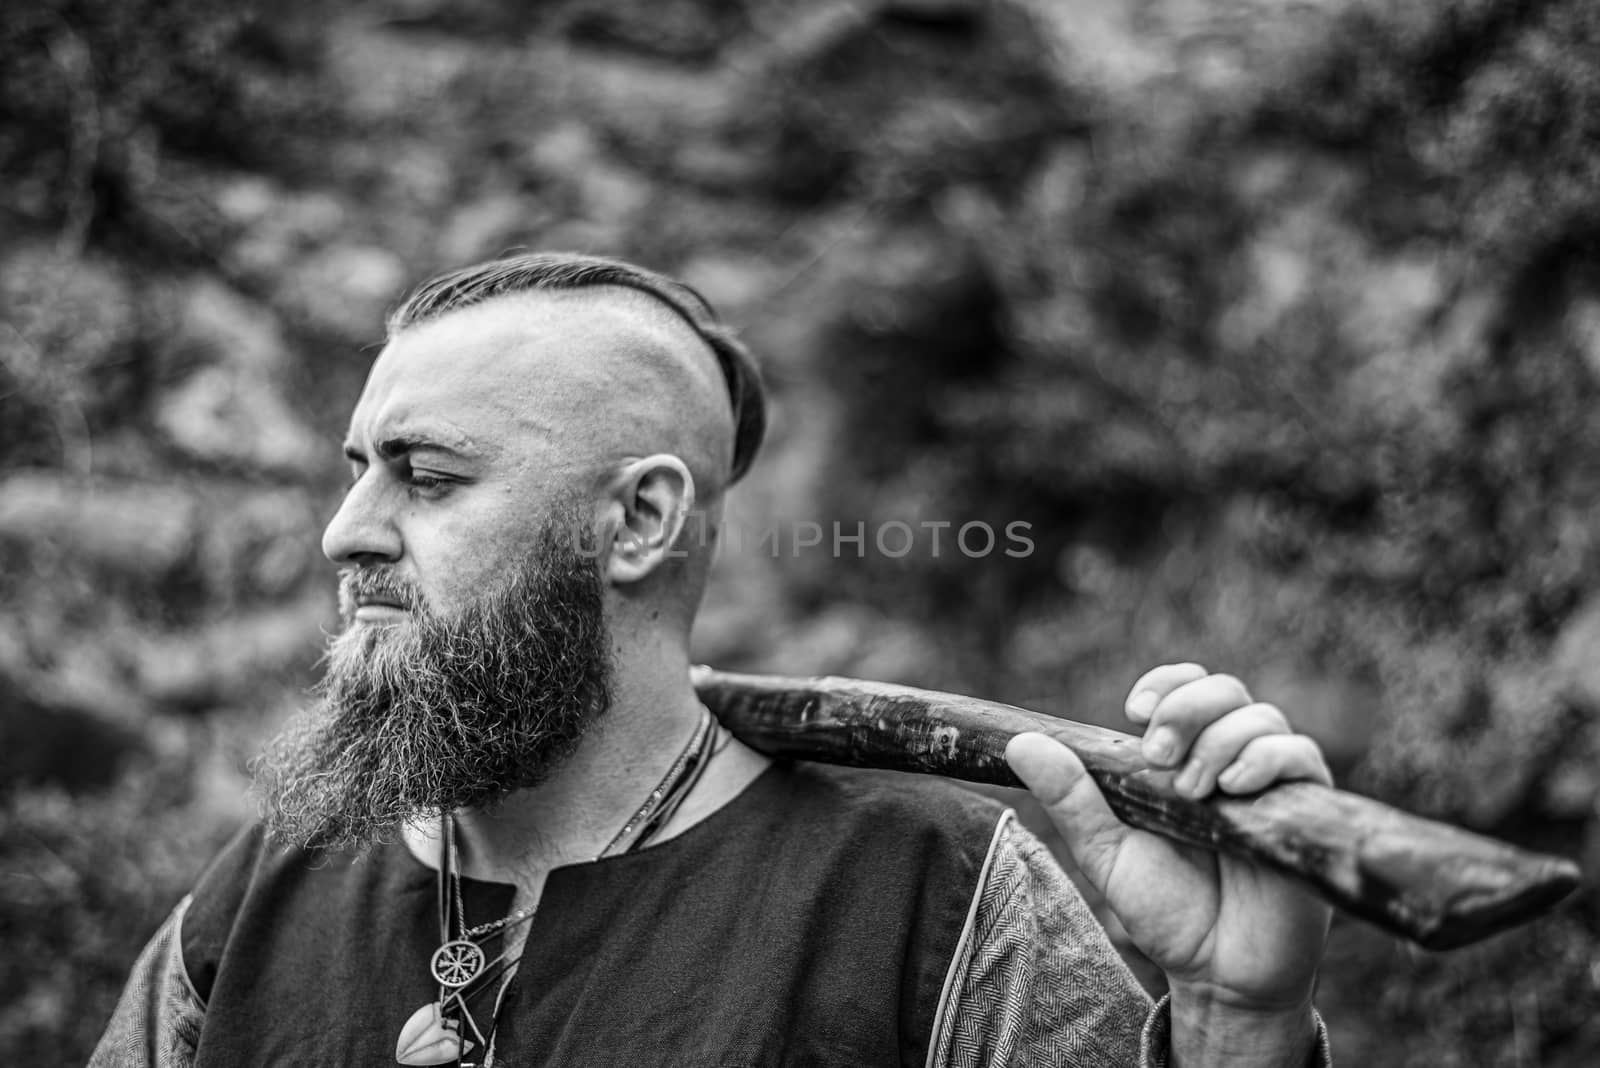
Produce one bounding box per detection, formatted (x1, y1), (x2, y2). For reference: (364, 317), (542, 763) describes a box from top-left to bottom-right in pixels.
(321, 288), (735, 616)
(322, 299), (611, 619)
(253, 289), (735, 851)
(254, 294), (647, 852)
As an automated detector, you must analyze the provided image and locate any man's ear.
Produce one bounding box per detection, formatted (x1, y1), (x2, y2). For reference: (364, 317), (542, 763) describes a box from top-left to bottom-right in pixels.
(602, 454), (696, 586)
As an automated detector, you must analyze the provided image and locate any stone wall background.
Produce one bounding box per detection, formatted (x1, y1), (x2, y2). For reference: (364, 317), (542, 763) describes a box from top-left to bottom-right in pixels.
(4, 0), (1600, 1063)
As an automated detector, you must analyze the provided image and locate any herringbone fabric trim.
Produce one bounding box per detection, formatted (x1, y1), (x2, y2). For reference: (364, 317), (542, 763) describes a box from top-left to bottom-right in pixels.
(927, 810), (1017, 1068)
(89, 897), (204, 1068)
(927, 819), (1155, 1067)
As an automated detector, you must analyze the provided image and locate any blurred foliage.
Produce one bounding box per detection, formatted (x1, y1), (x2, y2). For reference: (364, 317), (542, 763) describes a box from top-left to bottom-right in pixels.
(1258, 0), (1600, 266)
(0, 0), (334, 254)
(0, 765), (238, 1065)
(2, 0), (1599, 1064)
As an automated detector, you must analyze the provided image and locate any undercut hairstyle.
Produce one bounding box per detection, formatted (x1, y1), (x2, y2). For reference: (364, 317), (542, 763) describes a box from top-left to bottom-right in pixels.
(388, 252), (767, 484)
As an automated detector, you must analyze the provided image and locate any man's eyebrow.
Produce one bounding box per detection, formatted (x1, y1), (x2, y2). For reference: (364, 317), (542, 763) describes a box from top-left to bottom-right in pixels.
(342, 427), (483, 463)
(375, 434), (478, 460)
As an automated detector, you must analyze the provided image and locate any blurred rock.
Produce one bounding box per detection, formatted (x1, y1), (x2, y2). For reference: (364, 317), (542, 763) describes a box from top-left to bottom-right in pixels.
(212, 175), (282, 227)
(1541, 731), (1600, 820)
(1552, 594), (1600, 714)
(578, 161), (654, 225)
(133, 590), (330, 710)
(175, 279), (291, 375)
(0, 248), (135, 383)
(196, 489), (322, 601)
(1570, 296), (1600, 381)
(154, 364), (322, 477)
(754, 603), (936, 684)
(0, 474), (321, 600)
(559, 0), (751, 62)
(0, 247), (140, 466)
(222, 183), (351, 281)
(439, 192), (547, 264)
(678, 253), (782, 313)
(0, 674), (148, 794)
(1367, 653), (1575, 827)
(1344, 251), (1447, 358)
(1251, 662), (1378, 771)
(285, 243), (409, 338)
(0, 474), (197, 578)
(524, 121), (602, 179)
(150, 275), (323, 477)
(881, 0), (985, 29)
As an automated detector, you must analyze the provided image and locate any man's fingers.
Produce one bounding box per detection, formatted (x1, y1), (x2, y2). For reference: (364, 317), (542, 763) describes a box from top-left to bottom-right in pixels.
(1170, 702), (1290, 798)
(1124, 662), (1208, 724)
(1216, 734), (1333, 794)
(1139, 673), (1255, 768)
(1006, 732), (1128, 892)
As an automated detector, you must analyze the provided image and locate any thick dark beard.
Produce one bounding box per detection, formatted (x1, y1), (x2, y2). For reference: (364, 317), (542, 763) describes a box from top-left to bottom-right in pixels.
(252, 523), (613, 855)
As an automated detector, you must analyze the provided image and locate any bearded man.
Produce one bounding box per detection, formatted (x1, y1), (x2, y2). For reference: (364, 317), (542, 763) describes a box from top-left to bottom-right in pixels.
(91, 253), (1335, 1067)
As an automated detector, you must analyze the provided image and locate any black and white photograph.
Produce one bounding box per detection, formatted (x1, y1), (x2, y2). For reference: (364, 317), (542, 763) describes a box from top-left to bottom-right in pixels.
(2, 1), (1597, 1064)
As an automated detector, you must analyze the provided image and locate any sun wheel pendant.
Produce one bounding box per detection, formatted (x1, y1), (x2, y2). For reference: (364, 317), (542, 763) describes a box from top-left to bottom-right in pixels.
(430, 940), (486, 988)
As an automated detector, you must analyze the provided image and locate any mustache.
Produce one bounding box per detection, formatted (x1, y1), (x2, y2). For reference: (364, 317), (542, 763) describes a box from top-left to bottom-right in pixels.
(338, 567), (424, 616)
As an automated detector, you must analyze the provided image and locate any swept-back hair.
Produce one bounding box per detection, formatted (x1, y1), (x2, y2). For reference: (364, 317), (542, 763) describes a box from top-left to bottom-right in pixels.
(389, 252), (767, 484)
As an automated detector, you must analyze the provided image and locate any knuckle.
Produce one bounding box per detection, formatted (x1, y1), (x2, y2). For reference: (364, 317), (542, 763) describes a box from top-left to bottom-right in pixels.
(1188, 720), (1235, 758)
(1295, 736), (1334, 775)
(1237, 733), (1280, 763)
(1208, 673), (1251, 703)
(1249, 702), (1291, 732)
(1286, 734), (1325, 761)
(1140, 662), (1203, 693)
(1237, 733), (1330, 780)
(1187, 729), (1235, 765)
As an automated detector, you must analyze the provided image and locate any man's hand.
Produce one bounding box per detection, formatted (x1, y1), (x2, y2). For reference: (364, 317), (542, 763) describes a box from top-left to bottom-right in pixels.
(1005, 662), (1332, 1067)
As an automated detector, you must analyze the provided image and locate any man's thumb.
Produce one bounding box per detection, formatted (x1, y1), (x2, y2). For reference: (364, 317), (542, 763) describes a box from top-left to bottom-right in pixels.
(1005, 732), (1128, 892)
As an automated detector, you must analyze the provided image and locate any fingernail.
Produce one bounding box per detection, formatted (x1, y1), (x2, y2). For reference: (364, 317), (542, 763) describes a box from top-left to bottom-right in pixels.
(1143, 727), (1179, 766)
(1174, 763), (1201, 796)
(1126, 690), (1158, 719)
(1218, 764), (1245, 791)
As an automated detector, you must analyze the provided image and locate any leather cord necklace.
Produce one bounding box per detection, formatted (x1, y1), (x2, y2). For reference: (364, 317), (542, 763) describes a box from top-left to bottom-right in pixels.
(395, 707), (721, 1067)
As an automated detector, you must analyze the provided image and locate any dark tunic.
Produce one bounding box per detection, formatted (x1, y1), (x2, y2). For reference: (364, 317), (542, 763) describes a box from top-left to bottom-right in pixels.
(180, 761), (1007, 1067)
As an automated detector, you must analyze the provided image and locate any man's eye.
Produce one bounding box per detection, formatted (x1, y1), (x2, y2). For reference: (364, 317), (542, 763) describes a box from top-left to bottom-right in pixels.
(406, 470), (452, 494)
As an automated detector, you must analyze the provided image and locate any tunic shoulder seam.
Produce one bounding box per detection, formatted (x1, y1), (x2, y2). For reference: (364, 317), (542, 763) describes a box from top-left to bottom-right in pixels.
(923, 807), (1016, 1068)
(170, 894), (204, 1010)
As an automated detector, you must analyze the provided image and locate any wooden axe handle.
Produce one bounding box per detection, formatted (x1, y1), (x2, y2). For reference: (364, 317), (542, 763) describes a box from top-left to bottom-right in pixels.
(692, 667), (1581, 950)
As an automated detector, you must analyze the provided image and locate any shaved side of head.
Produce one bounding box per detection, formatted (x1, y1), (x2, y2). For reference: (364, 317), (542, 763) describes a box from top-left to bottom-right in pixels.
(513, 286), (738, 503)
(375, 253), (767, 633)
(387, 252), (765, 487)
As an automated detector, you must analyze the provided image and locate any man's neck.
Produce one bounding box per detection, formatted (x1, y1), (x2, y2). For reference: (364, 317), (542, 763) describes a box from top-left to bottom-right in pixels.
(400, 649), (770, 894)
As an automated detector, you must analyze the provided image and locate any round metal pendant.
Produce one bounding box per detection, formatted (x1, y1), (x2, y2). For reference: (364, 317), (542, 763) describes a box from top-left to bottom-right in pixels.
(430, 939), (486, 988)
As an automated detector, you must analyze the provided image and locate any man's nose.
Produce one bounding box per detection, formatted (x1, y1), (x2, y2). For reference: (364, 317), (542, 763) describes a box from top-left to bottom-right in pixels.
(321, 475), (402, 565)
